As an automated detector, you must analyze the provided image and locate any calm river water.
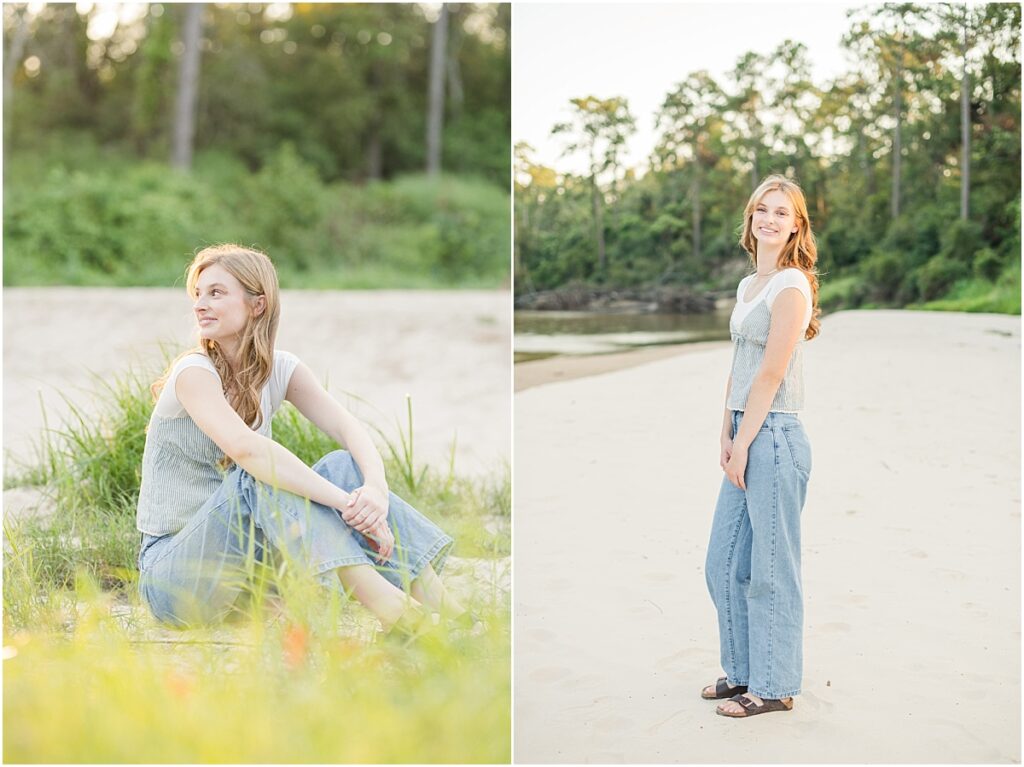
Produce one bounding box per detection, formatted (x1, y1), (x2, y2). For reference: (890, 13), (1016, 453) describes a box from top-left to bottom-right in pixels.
(514, 308), (733, 360)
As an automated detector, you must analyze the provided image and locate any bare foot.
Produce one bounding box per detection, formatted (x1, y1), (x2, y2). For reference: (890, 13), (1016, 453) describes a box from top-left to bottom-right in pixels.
(702, 679), (745, 698)
(717, 692), (793, 715)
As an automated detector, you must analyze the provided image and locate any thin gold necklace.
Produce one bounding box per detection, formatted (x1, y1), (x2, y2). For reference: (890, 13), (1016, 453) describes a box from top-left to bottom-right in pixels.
(755, 267), (780, 278)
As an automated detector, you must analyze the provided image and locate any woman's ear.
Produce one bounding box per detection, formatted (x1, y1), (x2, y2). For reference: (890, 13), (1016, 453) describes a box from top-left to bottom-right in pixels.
(252, 295), (267, 317)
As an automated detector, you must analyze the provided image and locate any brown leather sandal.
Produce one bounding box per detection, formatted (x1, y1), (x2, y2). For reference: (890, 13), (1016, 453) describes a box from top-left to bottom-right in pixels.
(701, 677), (749, 700)
(716, 693), (794, 718)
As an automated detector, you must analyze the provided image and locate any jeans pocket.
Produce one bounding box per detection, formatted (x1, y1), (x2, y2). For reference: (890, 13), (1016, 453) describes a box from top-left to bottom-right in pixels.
(782, 426), (812, 479)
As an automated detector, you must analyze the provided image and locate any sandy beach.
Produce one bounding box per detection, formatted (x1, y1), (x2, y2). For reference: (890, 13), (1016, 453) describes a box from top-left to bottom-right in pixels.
(514, 309), (1021, 763)
(3, 288), (510, 479)
(515, 341), (732, 392)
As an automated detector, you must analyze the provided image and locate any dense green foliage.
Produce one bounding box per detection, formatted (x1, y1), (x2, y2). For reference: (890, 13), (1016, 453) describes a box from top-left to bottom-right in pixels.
(5, 3), (509, 183)
(3, 3), (510, 287)
(516, 4), (1020, 314)
(4, 137), (510, 287)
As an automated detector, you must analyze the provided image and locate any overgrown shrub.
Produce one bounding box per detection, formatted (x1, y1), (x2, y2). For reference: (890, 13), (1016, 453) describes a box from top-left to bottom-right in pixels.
(861, 249), (905, 303)
(938, 219), (984, 264)
(972, 247), (1004, 281)
(4, 143), (509, 288)
(916, 255), (969, 301)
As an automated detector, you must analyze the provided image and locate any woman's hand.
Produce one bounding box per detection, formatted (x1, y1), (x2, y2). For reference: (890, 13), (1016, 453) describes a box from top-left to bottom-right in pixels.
(341, 485), (390, 533)
(720, 435), (734, 470)
(365, 520), (395, 563)
(724, 444), (748, 491)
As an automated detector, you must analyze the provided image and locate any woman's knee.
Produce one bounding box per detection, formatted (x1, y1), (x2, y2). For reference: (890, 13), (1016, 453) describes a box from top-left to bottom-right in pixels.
(313, 450), (364, 486)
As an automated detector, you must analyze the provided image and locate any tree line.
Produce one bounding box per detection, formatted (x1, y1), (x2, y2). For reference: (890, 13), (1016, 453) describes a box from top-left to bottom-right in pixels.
(516, 4), (1020, 313)
(3, 3), (511, 288)
(4, 3), (510, 184)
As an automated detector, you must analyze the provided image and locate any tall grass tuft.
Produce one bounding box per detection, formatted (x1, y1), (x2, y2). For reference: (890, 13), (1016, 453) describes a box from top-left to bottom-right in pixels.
(5, 361), (509, 597)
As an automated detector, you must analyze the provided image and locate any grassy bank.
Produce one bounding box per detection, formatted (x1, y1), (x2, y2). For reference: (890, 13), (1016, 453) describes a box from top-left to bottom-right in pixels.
(3, 362), (510, 762)
(3, 136), (510, 290)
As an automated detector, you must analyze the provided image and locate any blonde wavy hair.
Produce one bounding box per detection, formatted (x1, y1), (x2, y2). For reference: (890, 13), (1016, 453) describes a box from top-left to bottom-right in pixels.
(152, 244), (281, 436)
(739, 175), (822, 341)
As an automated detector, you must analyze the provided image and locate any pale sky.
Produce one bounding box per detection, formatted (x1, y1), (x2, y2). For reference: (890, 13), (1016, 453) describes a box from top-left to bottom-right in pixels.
(513, 2), (865, 177)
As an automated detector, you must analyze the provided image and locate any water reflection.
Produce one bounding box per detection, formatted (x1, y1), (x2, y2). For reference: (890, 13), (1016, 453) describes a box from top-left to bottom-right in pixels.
(514, 309), (733, 358)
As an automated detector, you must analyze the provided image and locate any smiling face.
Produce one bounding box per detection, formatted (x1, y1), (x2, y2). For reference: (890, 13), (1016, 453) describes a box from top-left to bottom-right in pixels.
(751, 189), (799, 247)
(192, 264), (264, 346)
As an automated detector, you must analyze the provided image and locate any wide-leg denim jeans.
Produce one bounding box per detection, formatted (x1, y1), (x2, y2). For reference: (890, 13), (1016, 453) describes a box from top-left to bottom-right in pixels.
(138, 449), (453, 628)
(705, 410), (812, 699)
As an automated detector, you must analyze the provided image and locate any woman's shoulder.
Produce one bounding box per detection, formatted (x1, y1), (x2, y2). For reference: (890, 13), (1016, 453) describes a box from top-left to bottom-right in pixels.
(774, 268), (812, 292)
(172, 352), (219, 379)
(273, 348), (302, 377)
(270, 349), (303, 394)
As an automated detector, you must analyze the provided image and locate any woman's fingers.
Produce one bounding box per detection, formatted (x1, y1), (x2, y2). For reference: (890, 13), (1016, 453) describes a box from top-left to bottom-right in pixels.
(370, 526), (393, 562)
(355, 507), (386, 533)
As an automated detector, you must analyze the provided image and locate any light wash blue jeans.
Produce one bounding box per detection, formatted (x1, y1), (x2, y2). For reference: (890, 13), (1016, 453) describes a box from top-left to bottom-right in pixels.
(137, 450), (453, 628)
(705, 410), (812, 699)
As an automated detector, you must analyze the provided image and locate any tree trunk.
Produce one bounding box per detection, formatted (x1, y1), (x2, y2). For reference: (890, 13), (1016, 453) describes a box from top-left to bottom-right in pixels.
(426, 4), (448, 178)
(891, 44), (902, 220)
(960, 17), (971, 221)
(445, 6), (464, 120)
(366, 59), (383, 180)
(171, 4), (202, 171)
(691, 157), (702, 264)
(592, 177), (606, 275)
(3, 5), (30, 108)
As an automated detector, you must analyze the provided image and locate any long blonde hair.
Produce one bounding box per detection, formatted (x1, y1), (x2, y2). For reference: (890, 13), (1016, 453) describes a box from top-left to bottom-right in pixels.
(152, 244), (281, 432)
(739, 175), (821, 341)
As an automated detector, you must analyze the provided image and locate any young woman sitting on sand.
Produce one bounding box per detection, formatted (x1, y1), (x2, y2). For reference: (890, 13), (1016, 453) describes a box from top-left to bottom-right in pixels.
(701, 175), (820, 718)
(135, 244), (470, 638)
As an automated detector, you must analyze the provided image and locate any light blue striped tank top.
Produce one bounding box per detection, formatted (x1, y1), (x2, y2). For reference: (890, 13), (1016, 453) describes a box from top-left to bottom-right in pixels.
(727, 269), (812, 413)
(136, 350), (300, 536)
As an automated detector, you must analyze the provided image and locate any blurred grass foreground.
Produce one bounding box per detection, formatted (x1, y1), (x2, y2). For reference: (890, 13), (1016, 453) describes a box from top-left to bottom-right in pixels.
(2, 364), (511, 763)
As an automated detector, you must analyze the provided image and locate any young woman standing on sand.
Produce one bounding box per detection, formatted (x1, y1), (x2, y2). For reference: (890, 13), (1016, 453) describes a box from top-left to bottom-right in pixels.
(701, 175), (820, 718)
(136, 244), (471, 638)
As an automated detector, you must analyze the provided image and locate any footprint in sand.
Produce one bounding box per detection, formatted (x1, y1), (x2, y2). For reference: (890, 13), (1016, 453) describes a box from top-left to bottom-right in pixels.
(591, 715), (634, 732)
(817, 622), (852, 634)
(529, 666), (572, 683)
(528, 628), (556, 642)
(800, 690), (836, 714)
(643, 572), (675, 581)
(655, 646), (713, 668)
(841, 593), (869, 607)
(585, 753), (626, 764)
(560, 672), (603, 691)
(961, 602), (988, 616)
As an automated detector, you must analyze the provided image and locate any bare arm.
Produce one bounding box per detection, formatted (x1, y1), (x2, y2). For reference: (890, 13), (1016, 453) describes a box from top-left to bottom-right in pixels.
(731, 287), (807, 455)
(721, 373), (733, 441)
(174, 367), (353, 514)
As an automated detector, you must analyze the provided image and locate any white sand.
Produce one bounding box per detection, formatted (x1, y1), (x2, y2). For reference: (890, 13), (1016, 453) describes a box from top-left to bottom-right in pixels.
(2, 288), (510, 479)
(514, 309), (1021, 763)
